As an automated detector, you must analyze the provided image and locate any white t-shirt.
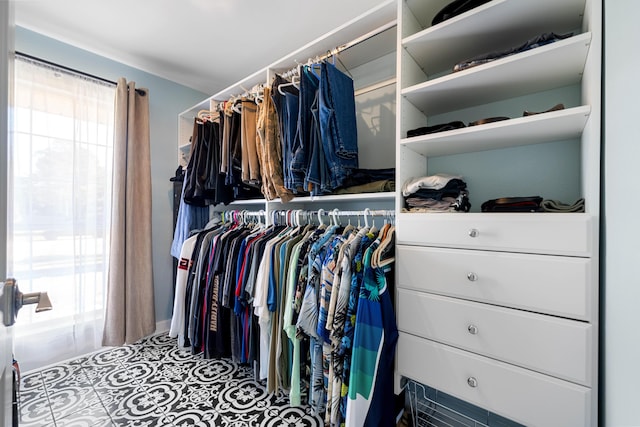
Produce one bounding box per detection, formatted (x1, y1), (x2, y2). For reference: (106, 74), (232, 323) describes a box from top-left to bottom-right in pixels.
(169, 234), (198, 347)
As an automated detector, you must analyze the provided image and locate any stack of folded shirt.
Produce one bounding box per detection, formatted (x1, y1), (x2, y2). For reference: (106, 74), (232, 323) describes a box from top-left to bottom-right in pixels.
(402, 174), (471, 212)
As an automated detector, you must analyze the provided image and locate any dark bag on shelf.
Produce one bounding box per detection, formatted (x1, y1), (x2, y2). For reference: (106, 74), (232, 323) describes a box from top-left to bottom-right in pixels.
(432, 0), (492, 26)
(481, 196), (543, 212)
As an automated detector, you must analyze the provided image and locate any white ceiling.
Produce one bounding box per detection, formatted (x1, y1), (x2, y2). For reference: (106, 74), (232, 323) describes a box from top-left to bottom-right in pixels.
(14, 0), (387, 95)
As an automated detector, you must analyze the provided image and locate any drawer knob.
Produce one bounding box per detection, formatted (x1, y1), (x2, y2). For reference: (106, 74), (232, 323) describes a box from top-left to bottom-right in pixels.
(467, 272), (478, 282)
(467, 324), (479, 335)
(468, 228), (479, 238)
(467, 377), (478, 388)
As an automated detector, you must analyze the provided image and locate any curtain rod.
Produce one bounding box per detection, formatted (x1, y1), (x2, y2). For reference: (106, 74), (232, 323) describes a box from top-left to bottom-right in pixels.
(15, 51), (146, 95)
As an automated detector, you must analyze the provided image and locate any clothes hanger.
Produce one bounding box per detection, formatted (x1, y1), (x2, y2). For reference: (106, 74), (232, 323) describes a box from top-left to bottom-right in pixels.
(317, 208), (325, 227)
(231, 98), (242, 114)
(375, 224), (396, 268)
(277, 75), (300, 95)
(331, 208), (340, 227)
(372, 212), (395, 267)
(363, 208), (371, 229)
(295, 209), (302, 227)
(253, 84), (264, 104)
(197, 109), (218, 123)
(223, 99), (234, 117)
(304, 57), (322, 78)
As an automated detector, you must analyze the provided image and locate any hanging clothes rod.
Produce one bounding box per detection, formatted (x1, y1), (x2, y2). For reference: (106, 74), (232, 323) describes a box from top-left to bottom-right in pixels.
(315, 208), (394, 217)
(211, 82), (265, 112)
(279, 19), (398, 78)
(212, 20), (398, 106)
(219, 208), (395, 219)
(218, 208), (394, 228)
(220, 209), (266, 218)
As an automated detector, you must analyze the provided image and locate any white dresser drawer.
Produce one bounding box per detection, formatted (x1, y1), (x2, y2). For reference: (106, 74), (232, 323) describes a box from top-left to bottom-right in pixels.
(397, 212), (594, 256)
(397, 290), (592, 386)
(397, 245), (595, 321)
(397, 333), (592, 427)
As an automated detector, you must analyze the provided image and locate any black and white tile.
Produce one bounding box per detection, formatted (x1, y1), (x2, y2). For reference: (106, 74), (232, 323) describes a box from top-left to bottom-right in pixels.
(19, 333), (323, 426)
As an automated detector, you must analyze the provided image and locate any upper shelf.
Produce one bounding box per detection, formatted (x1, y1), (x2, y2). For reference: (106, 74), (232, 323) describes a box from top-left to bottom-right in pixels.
(400, 105), (591, 157)
(212, 0), (396, 101)
(268, 191), (396, 205)
(403, 0), (585, 34)
(179, 0), (396, 118)
(401, 32), (591, 116)
(402, 0), (586, 77)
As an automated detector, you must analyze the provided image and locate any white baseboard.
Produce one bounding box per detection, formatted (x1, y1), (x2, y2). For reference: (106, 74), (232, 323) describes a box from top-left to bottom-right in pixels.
(155, 319), (171, 334)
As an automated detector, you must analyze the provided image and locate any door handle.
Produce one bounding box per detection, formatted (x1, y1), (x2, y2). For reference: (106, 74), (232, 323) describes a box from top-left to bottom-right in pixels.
(19, 291), (53, 313)
(1, 278), (53, 327)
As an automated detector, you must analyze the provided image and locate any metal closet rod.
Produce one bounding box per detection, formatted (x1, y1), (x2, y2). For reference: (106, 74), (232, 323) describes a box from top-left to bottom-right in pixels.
(219, 208), (395, 228)
(219, 208), (394, 218)
(15, 51), (146, 95)
(280, 19), (398, 78)
(209, 19), (398, 107)
(314, 208), (394, 217)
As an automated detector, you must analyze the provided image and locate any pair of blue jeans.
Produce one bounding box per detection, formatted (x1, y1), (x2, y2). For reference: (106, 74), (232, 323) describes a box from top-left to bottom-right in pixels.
(290, 67), (319, 193)
(291, 63), (359, 194)
(307, 84), (330, 196)
(318, 61), (358, 190)
(271, 74), (299, 192)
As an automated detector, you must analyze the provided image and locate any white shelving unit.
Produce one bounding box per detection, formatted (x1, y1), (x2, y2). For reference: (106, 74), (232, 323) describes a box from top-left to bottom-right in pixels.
(394, 0), (600, 426)
(175, 1), (602, 425)
(177, 0), (398, 217)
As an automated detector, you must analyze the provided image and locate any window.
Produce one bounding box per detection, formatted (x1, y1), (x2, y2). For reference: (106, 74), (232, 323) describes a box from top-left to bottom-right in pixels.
(9, 55), (115, 370)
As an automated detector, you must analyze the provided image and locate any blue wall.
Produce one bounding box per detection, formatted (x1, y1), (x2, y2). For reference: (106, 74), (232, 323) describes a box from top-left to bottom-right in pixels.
(15, 27), (208, 327)
(603, 1), (640, 425)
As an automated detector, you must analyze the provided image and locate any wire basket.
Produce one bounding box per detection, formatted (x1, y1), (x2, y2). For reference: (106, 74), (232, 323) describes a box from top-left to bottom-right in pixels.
(406, 380), (489, 427)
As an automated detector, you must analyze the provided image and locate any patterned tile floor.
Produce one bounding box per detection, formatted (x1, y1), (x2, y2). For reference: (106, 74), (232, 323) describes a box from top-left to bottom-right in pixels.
(19, 333), (323, 426)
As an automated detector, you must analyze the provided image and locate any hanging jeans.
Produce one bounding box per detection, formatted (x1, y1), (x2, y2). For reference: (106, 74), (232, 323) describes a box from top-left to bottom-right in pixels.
(271, 74), (300, 192)
(306, 89), (330, 196)
(290, 67), (319, 193)
(283, 92), (299, 191)
(318, 61), (358, 190)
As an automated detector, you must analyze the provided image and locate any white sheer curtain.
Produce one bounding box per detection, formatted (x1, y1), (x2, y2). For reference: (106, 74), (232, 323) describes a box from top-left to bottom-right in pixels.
(9, 56), (115, 371)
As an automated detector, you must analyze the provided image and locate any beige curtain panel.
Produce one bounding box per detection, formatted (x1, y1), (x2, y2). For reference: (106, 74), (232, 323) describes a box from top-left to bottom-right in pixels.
(103, 78), (155, 346)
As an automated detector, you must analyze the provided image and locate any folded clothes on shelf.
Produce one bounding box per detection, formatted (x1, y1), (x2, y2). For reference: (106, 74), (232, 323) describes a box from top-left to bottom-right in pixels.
(453, 32), (574, 73)
(405, 191), (471, 213)
(541, 198), (585, 212)
(407, 102), (567, 137)
(402, 173), (463, 197)
(481, 196), (543, 212)
(333, 179), (395, 195)
(337, 167), (395, 187)
(409, 180), (468, 200)
(404, 197), (460, 212)
(403, 174), (470, 212)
